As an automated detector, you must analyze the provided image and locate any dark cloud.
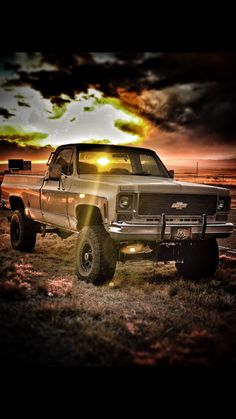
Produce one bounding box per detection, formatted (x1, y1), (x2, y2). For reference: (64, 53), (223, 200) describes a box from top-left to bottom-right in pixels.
(140, 81), (236, 142)
(140, 53), (236, 87)
(0, 139), (53, 160)
(0, 107), (15, 119)
(1, 52), (236, 143)
(51, 97), (70, 106)
(0, 126), (49, 158)
(17, 101), (30, 107)
(192, 83), (236, 142)
(14, 94), (25, 99)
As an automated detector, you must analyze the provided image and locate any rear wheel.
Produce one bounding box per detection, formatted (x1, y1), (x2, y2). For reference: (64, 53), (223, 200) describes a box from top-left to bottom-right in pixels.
(10, 210), (37, 252)
(176, 239), (219, 280)
(75, 225), (117, 285)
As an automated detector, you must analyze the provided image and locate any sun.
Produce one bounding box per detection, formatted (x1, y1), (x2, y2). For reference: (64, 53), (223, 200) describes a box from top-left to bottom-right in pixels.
(97, 157), (110, 166)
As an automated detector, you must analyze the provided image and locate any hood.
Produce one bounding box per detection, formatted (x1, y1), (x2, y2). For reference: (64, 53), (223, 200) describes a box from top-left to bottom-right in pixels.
(79, 174), (230, 196)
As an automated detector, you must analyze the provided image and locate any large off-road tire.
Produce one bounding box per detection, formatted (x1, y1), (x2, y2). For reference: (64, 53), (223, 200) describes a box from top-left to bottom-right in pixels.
(75, 225), (117, 285)
(176, 239), (219, 280)
(10, 210), (37, 252)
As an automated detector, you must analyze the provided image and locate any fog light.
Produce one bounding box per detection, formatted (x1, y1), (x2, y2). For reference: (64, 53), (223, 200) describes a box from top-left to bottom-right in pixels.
(120, 243), (145, 254)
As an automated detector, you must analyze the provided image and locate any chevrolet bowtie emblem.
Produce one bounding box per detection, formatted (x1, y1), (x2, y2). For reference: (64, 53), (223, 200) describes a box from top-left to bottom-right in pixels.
(171, 201), (188, 210)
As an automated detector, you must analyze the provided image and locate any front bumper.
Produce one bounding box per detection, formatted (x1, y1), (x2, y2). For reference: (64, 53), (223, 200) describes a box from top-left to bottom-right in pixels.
(108, 214), (234, 241)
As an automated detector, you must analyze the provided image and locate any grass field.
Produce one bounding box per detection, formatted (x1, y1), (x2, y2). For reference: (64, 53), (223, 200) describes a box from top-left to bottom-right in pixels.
(0, 212), (236, 366)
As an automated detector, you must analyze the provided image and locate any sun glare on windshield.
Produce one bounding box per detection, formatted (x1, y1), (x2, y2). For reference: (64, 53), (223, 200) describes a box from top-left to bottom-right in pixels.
(97, 157), (110, 166)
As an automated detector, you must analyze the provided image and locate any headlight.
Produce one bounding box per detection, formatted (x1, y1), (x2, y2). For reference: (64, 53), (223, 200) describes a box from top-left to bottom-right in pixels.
(119, 195), (131, 209)
(217, 199), (225, 211)
(217, 197), (230, 212)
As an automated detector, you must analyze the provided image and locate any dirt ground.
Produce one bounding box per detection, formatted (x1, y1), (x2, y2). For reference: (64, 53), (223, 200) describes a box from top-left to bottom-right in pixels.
(0, 212), (236, 367)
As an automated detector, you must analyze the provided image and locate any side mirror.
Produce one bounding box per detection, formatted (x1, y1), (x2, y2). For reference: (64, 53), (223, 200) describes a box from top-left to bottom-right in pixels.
(169, 169), (174, 178)
(48, 164), (62, 181)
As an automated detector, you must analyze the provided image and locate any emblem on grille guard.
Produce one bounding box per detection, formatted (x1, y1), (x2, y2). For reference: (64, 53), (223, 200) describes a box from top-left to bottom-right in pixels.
(171, 201), (188, 210)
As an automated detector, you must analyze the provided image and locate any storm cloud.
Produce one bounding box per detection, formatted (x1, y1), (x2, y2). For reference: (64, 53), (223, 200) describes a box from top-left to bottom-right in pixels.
(1, 52), (236, 145)
(0, 125), (50, 160)
(0, 139), (53, 161)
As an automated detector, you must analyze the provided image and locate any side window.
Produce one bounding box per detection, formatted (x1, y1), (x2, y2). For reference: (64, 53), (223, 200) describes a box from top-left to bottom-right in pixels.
(54, 148), (74, 175)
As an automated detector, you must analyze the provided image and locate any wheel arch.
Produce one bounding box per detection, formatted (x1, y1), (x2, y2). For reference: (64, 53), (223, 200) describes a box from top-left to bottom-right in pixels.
(9, 195), (25, 212)
(76, 204), (103, 231)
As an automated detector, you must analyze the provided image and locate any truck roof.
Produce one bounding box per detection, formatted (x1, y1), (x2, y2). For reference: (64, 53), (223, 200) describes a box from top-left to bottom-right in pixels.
(57, 143), (156, 153)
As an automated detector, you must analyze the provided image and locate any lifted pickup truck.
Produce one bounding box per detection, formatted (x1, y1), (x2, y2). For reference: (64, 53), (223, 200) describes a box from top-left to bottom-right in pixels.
(1, 143), (234, 284)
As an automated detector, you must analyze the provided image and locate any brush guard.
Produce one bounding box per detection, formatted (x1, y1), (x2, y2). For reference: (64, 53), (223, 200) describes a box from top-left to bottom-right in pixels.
(160, 213), (207, 241)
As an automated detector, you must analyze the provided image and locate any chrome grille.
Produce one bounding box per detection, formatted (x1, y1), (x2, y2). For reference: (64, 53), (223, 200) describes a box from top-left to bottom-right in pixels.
(138, 194), (217, 216)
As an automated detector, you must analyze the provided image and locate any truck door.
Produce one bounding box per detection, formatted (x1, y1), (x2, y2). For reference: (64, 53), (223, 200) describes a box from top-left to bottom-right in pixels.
(41, 147), (74, 228)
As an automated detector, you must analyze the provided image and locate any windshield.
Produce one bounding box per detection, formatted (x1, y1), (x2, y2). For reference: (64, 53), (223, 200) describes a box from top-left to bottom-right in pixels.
(77, 147), (169, 177)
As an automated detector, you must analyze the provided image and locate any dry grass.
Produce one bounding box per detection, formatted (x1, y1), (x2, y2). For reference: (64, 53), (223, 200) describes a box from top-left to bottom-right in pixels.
(0, 213), (236, 366)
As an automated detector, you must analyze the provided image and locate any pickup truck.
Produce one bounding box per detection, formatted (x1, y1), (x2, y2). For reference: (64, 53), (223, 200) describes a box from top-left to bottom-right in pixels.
(1, 143), (234, 284)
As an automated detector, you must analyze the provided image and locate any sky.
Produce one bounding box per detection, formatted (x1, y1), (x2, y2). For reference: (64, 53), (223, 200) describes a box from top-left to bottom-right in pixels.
(0, 52), (235, 172)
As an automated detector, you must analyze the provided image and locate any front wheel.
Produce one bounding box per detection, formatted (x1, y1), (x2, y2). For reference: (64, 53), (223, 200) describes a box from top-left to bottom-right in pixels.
(10, 210), (37, 252)
(75, 225), (117, 285)
(176, 239), (219, 280)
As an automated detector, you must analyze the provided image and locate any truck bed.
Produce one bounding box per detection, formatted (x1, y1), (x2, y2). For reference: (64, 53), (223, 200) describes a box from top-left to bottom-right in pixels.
(1, 174), (45, 218)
